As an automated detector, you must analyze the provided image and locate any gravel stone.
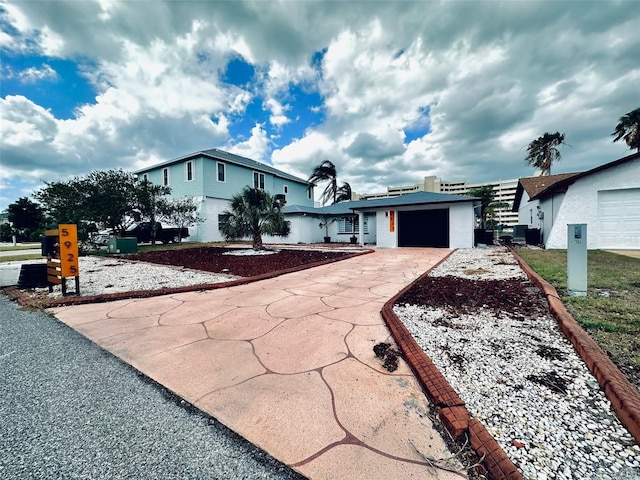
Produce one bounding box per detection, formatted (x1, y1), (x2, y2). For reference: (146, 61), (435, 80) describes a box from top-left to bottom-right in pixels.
(395, 247), (640, 480)
(19, 255), (233, 298)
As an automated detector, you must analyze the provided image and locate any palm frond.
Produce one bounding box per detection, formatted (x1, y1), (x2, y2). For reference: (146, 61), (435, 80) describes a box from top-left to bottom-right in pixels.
(308, 160), (338, 205)
(524, 132), (566, 175)
(335, 182), (352, 203)
(612, 107), (640, 152)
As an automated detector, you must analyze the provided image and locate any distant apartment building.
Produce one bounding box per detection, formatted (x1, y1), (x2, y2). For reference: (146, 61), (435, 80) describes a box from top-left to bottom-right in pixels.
(359, 175), (519, 226)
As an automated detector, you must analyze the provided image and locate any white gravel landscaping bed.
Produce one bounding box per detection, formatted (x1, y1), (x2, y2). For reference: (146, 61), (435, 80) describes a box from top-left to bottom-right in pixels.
(394, 247), (639, 480)
(27, 256), (234, 298)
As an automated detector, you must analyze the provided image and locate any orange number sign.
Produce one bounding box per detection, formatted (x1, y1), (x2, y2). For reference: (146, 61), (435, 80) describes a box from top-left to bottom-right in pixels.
(58, 224), (79, 277)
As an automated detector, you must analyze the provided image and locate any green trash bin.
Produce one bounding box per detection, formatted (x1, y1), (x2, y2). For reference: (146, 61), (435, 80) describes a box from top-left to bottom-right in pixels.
(108, 236), (138, 254)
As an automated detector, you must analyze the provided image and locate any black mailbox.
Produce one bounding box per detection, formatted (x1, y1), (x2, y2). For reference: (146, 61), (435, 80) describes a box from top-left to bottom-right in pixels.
(41, 235), (57, 256)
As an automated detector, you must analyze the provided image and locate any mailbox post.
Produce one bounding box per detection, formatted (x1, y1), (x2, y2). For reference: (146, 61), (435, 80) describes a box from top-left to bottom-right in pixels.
(567, 224), (587, 297)
(43, 224), (80, 295)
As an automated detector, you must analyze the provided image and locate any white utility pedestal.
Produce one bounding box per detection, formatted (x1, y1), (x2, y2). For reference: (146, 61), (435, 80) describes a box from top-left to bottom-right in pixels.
(567, 224), (587, 297)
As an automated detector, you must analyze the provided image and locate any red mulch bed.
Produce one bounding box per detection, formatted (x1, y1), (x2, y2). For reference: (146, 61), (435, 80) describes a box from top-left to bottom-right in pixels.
(123, 247), (352, 277)
(397, 276), (550, 320)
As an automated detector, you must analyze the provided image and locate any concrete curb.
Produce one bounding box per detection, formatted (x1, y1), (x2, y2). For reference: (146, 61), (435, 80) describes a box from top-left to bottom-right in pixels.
(510, 247), (640, 444)
(1, 249), (374, 308)
(381, 250), (523, 480)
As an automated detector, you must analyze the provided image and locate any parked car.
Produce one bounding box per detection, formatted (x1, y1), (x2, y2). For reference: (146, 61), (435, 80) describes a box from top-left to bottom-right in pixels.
(122, 222), (189, 244)
(92, 230), (113, 246)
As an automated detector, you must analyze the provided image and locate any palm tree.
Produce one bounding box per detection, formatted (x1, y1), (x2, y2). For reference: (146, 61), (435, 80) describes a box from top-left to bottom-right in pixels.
(468, 185), (509, 229)
(219, 187), (290, 250)
(335, 182), (352, 203)
(612, 107), (640, 152)
(524, 132), (567, 175)
(308, 160), (338, 205)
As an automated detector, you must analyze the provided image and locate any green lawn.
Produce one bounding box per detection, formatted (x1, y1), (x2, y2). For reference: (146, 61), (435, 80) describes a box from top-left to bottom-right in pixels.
(0, 244), (40, 252)
(0, 244), (42, 262)
(517, 249), (640, 383)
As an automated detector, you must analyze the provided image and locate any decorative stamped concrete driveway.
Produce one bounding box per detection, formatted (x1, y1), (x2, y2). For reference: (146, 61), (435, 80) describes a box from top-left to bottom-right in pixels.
(50, 248), (466, 479)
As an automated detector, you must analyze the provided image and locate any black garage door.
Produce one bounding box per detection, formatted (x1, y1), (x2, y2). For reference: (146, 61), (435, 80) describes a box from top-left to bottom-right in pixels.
(398, 209), (449, 247)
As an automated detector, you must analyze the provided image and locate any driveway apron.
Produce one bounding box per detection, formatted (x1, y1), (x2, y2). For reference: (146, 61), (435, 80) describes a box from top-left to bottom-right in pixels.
(51, 248), (466, 479)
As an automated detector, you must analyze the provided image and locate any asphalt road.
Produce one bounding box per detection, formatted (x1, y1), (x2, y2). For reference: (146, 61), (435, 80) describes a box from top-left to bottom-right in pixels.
(0, 295), (305, 480)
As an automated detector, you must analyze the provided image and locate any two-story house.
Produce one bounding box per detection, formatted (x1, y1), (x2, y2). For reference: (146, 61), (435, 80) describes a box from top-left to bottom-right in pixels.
(135, 149), (314, 242)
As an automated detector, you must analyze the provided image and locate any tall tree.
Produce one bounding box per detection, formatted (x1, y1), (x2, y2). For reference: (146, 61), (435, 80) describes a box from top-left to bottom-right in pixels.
(612, 107), (640, 152)
(34, 178), (87, 226)
(7, 197), (44, 241)
(524, 132), (567, 175)
(159, 196), (205, 243)
(468, 186), (509, 229)
(219, 187), (290, 250)
(308, 160), (338, 205)
(82, 170), (141, 232)
(136, 178), (172, 244)
(35, 169), (173, 235)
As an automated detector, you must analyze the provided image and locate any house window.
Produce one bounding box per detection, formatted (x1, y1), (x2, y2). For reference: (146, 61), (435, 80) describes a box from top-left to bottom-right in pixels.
(142, 174), (148, 182)
(307, 188), (312, 199)
(163, 168), (170, 186)
(338, 216), (368, 234)
(217, 162), (226, 182)
(185, 161), (194, 181)
(253, 171), (265, 190)
(283, 185), (288, 194)
(218, 214), (230, 230)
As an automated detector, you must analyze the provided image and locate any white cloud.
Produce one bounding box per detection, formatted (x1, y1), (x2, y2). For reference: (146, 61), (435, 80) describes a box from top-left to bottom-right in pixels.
(227, 123), (270, 162)
(265, 98), (289, 127)
(18, 63), (58, 83)
(271, 131), (337, 181)
(1, 0), (639, 211)
(0, 95), (57, 148)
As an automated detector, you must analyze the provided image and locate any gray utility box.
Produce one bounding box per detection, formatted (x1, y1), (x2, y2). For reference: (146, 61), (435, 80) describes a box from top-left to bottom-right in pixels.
(567, 224), (587, 297)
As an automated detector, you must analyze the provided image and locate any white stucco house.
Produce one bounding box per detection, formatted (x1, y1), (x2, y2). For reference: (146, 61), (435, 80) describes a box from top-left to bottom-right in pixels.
(512, 152), (640, 249)
(274, 191), (479, 249)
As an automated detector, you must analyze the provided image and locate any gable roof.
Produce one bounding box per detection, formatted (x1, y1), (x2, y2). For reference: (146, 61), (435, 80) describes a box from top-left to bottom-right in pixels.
(135, 148), (310, 185)
(512, 151), (640, 211)
(283, 191), (478, 216)
(536, 151), (639, 198)
(512, 173), (580, 211)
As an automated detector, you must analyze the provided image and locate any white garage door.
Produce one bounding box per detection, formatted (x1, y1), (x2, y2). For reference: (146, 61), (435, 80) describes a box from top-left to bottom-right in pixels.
(597, 188), (640, 249)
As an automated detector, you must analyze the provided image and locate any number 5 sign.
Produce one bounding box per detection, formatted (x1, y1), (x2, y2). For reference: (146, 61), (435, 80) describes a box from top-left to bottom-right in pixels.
(58, 224), (79, 277)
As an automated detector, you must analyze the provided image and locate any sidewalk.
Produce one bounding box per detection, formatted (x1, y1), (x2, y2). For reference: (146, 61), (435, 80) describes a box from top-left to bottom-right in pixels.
(50, 248), (467, 479)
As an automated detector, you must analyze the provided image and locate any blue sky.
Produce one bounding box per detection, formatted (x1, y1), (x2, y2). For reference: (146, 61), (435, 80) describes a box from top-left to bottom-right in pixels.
(1, 0), (638, 212)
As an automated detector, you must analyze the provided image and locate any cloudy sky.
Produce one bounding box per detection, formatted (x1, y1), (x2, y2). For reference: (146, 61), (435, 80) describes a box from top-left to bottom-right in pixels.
(1, 0), (639, 212)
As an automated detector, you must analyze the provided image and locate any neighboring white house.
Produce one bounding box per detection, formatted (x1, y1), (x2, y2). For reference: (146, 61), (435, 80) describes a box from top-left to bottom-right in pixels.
(512, 152), (640, 249)
(277, 191), (479, 249)
(135, 149), (314, 242)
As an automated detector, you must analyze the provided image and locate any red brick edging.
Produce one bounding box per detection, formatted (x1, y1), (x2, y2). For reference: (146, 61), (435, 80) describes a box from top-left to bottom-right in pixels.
(381, 250), (522, 480)
(510, 247), (640, 444)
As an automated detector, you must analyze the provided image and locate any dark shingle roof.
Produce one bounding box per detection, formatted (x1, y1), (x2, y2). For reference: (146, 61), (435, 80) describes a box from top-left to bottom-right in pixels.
(282, 203), (354, 216)
(512, 173), (581, 211)
(348, 191), (477, 209)
(283, 191), (477, 216)
(518, 173), (581, 199)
